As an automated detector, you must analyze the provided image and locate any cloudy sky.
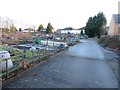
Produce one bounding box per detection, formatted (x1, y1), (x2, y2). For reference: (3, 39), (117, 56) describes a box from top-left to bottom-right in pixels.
(0, 0), (119, 30)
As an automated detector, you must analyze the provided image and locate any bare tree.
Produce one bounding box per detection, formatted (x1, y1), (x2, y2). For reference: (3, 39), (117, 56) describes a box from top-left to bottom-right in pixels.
(10, 24), (17, 32)
(0, 16), (16, 33)
(1, 17), (13, 28)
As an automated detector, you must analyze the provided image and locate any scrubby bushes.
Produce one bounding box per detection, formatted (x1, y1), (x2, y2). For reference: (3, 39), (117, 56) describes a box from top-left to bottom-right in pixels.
(99, 35), (120, 51)
(0, 46), (23, 56)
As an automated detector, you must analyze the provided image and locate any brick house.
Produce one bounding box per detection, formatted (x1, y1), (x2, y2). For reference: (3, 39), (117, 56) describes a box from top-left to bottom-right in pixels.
(108, 14), (120, 35)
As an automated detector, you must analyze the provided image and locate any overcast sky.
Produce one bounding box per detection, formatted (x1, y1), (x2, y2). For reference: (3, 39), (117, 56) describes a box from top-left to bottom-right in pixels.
(0, 0), (119, 30)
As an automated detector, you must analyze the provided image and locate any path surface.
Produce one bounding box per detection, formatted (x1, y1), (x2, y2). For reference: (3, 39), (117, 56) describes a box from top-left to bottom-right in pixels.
(3, 39), (118, 88)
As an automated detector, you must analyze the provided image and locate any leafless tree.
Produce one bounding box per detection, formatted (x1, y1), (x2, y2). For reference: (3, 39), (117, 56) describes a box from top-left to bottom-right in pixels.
(0, 16), (13, 28)
(0, 16), (16, 33)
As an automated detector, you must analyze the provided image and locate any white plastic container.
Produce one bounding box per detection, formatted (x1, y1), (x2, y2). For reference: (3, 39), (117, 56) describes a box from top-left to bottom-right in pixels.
(0, 51), (13, 71)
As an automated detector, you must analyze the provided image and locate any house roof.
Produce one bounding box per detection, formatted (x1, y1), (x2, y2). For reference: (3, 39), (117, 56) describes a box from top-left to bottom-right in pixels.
(113, 14), (120, 23)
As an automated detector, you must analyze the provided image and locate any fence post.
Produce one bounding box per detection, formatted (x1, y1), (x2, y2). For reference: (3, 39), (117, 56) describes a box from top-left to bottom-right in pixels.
(38, 49), (40, 60)
(6, 59), (9, 79)
(23, 50), (26, 59)
(41, 49), (42, 61)
(40, 38), (41, 44)
(53, 37), (54, 46)
(37, 50), (38, 60)
(21, 50), (26, 70)
(32, 51), (34, 63)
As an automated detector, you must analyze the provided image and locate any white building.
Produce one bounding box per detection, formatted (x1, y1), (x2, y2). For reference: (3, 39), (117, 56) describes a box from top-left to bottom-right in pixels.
(56, 29), (84, 34)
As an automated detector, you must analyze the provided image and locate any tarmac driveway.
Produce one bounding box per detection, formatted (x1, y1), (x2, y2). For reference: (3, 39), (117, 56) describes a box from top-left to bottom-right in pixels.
(3, 39), (118, 88)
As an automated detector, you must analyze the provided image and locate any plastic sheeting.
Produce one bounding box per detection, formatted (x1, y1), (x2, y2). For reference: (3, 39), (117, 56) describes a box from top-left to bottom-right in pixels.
(0, 51), (13, 71)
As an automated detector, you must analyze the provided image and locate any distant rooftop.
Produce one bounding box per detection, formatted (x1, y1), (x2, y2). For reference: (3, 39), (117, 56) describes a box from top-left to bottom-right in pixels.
(113, 14), (120, 23)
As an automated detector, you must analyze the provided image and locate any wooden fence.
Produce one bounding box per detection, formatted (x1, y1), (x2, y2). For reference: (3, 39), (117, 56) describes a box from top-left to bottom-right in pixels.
(0, 38), (79, 81)
(0, 49), (57, 81)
